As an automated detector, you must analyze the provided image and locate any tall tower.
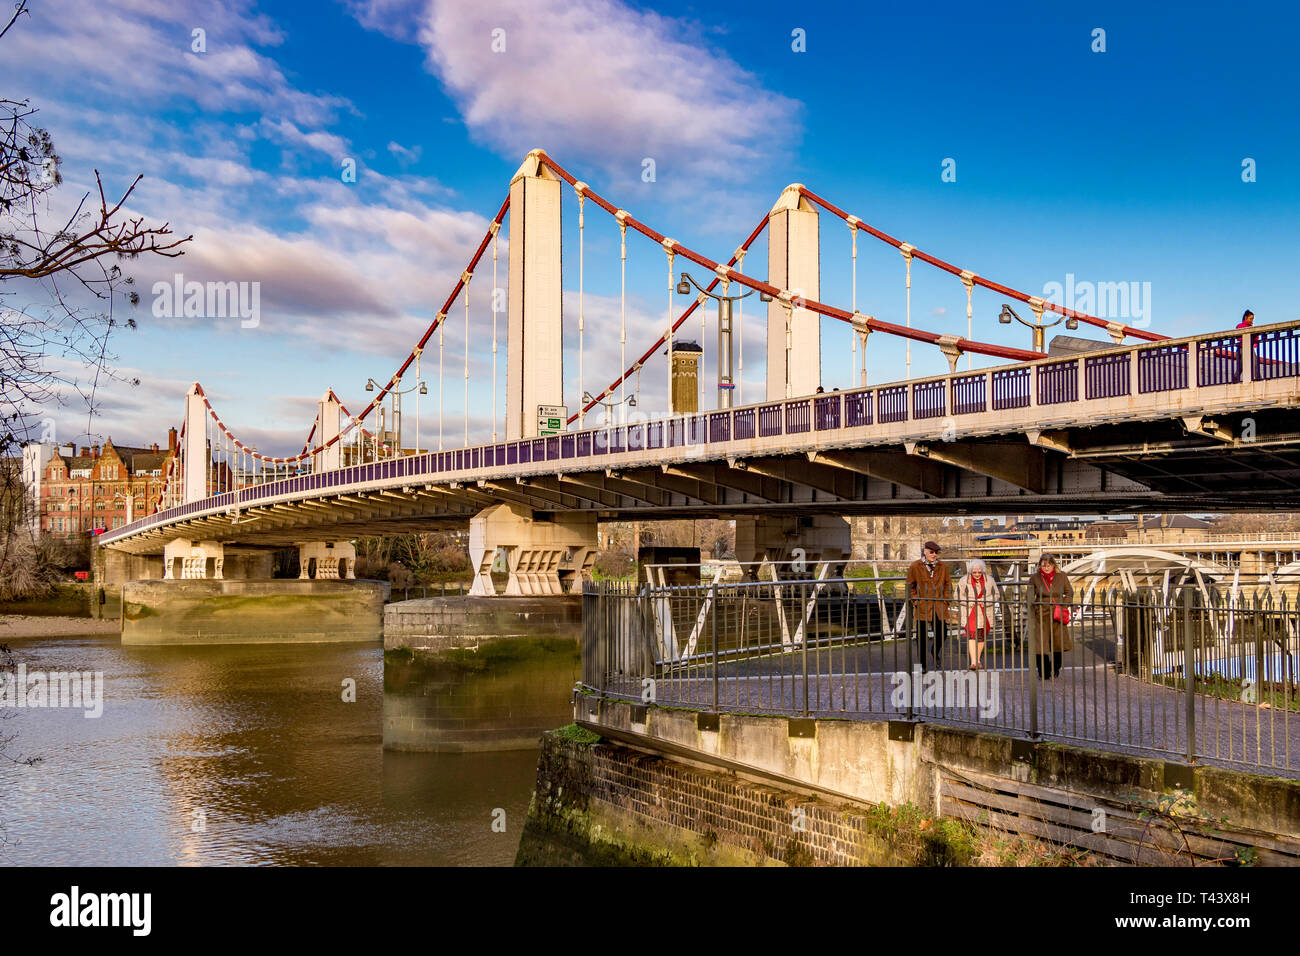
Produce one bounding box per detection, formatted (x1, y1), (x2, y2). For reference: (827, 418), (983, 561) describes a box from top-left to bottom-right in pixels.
(670, 340), (702, 414)
(766, 184), (821, 400)
(506, 149), (564, 440)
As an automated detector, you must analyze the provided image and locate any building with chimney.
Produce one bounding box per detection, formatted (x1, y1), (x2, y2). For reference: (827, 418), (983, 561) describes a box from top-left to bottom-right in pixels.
(36, 431), (178, 537)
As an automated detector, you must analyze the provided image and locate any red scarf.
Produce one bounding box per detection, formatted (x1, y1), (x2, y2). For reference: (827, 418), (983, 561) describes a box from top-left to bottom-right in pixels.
(1041, 568), (1056, 588)
(971, 573), (985, 600)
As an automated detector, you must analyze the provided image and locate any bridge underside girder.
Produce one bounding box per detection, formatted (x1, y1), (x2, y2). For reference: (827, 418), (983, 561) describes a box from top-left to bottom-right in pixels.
(102, 408), (1300, 555)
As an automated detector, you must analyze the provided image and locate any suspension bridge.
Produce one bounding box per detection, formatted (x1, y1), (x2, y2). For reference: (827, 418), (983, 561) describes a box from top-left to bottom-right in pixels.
(97, 149), (1300, 595)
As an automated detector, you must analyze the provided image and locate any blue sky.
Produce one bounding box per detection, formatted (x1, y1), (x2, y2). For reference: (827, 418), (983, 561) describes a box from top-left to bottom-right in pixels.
(4, 0), (1297, 455)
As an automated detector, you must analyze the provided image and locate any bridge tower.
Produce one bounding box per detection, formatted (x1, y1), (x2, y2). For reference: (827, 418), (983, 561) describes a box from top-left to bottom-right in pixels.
(766, 184), (821, 400)
(506, 149), (564, 441)
(183, 382), (208, 504)
(313, 390), (343, 472)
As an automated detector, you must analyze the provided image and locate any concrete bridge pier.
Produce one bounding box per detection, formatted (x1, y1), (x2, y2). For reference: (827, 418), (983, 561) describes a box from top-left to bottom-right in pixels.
(297, 540), (357, 580)
(163, 537), (227, 579)
(735, 514), (851, 579)
(468, 502), (597, 596)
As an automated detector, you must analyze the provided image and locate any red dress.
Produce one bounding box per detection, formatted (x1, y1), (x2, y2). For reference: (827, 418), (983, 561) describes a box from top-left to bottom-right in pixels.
(965, 574), (989, 637)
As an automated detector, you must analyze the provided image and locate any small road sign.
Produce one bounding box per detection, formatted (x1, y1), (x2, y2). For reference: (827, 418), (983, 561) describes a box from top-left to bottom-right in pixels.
(537, 404), (567, 437)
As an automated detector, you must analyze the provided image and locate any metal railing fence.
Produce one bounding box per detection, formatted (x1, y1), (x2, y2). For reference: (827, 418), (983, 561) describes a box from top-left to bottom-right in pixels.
(581, 577), (1300, 775)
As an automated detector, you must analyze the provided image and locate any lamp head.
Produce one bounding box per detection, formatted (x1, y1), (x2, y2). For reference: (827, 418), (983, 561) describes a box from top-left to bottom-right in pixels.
(628, 396), (637, 407)
(759, 291), (773, 302)
(1065, 317), (1079, 330)
(365, 379), (375, 392)
(998, 304), (1015, 325)
(419, 382), (428, 395)
(676, 274), (691, 295)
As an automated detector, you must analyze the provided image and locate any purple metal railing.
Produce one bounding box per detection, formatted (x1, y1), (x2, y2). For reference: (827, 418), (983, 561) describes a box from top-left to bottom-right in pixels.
(786, 399), (811, 434)
(687, 415), (707, 445)
(951, 373), (987, 415)
(1197, 335), (1242, 386)
(709, 411), (731, 443)
(1085, 353), (1131, 400)
(814, 394), (841, 430)
(627, 423), (645, 451)
(733, 407), (756, 439)
(844, 390), (872, 427)
(758, 403), (783, 437)
(1138, 343), (1189, 394)
(647, 422), (663, 449)
(1253, 327), (1300, 381)
(912, 380), (946, 419)
(878, 385), (907, 423)
(1037, 359), (1078, 405)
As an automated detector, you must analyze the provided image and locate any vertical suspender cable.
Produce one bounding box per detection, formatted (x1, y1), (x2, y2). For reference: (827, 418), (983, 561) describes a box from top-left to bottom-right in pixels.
(665, 243), (676, 415)
(849, 219), (859, 386)
(438, 311), (445, 451)
(415, 349), (422, 454)
(491, 225), (500, 441)
(463, 270), (471, 447)
(617, 211), (628, 426)
(901, 243), (915, 380)
(577, 188), (585, 428)
(736, 250), (745, 406)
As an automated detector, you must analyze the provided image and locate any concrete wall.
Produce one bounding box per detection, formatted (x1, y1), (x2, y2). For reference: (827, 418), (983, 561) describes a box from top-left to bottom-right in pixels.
(121, 578), (388, 645)
(383, 595), (582, 752)
(548, 698), (1300, 865)
(384, 594), (581, 651)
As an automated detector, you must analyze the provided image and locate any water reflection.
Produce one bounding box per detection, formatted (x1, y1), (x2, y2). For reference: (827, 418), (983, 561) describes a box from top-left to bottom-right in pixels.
(0, 634), (539, 865)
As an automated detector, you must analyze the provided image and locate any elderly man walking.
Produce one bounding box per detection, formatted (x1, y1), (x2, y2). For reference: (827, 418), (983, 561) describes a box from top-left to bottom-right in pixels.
(906, 540), (952, 671)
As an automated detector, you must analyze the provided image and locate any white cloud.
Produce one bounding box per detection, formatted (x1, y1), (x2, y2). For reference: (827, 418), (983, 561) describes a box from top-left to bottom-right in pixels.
(349, 0), (802, 189)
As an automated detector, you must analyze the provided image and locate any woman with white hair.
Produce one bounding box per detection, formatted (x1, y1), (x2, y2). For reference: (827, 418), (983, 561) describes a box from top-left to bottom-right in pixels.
(955, 558), (999, 669)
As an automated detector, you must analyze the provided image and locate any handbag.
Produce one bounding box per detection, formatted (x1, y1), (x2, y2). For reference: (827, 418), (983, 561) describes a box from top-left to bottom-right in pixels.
(1052, 605), (1071, 625)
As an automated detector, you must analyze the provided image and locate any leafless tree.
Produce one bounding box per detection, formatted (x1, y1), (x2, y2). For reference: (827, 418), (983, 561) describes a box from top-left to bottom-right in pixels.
(0, 0), (192, 594)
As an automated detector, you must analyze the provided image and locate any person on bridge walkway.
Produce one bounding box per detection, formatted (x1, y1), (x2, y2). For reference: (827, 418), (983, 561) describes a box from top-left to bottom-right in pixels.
(1028, 553), (1073, 680)
(1237, 309), (1255, 329)
(956, 558), (999, 670)
(907, 541), (951, 672)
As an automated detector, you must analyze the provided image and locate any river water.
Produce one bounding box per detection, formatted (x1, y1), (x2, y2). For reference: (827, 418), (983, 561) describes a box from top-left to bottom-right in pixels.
(0, 632), (541, 866)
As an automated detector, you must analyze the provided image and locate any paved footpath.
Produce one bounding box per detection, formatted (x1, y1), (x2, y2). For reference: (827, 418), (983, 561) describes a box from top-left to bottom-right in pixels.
(621, 630), (1300, 779)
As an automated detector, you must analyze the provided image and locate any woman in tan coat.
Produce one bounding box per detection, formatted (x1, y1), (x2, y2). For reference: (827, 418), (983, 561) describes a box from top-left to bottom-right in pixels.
(1027, 553), (1073, 679)
(955, 558), (999, 670)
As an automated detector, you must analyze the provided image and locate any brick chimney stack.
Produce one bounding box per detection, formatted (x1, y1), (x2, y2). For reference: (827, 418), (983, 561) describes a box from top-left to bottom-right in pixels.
(79, 446), (90, 457)
(168, 427), (178, 453)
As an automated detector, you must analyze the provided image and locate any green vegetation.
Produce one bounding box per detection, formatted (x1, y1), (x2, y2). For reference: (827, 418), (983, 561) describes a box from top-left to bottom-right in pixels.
(552, 723), (601, 746)
(1152, 672), (1299, 712)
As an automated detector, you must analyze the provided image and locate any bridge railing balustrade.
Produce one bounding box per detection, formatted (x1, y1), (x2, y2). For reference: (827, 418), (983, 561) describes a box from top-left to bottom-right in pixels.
(1036, 358), (1078, 405)
(877, 384), (908, 423)
(912, 379), (947, 419)
(1253, 326), (1300, 380)
(951, 373), (987, 415)
(813, 394), (841, 430)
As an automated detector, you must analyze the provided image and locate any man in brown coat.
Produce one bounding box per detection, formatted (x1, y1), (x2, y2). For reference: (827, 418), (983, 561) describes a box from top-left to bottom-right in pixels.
(906, 540), (952, 671)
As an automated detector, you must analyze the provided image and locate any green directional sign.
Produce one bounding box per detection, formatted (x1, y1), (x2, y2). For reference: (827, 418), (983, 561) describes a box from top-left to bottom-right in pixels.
(537, 405), (567, 437)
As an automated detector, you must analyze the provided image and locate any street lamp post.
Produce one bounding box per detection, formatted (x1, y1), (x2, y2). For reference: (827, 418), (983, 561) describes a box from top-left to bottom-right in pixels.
(675, 272), (770, 409)
(582, 390), (636, 426)
(366, 377), (428, 458)
(999, 302), (1078, 353)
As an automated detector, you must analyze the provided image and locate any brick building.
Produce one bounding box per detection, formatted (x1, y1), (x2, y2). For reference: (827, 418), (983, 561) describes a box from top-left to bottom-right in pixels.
(38, 431), (177, 537)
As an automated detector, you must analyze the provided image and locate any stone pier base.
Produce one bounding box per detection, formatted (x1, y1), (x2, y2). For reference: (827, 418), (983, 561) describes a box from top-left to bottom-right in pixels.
(383, 595), (581, 752)
(121, 579), (389, 645)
